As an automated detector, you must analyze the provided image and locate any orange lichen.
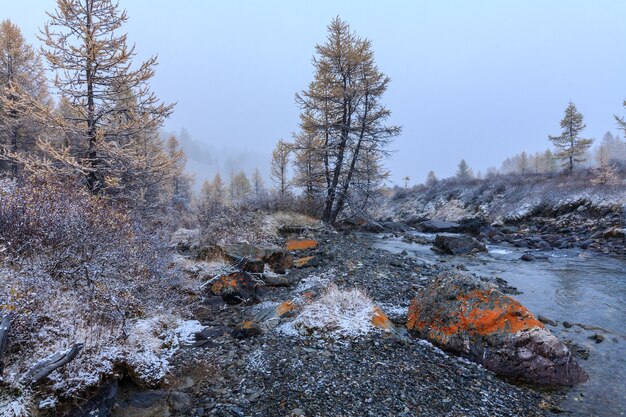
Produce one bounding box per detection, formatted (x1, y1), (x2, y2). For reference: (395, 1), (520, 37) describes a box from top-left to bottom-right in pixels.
(294, 256), (316, 267)
(407, 287), (544, 338)
(241, 320), (256, 329)
(211, 274), (240, 295)
(286, 239), (318, 251)
(371, 306), (394, 332)
(275, 300), (295, 317)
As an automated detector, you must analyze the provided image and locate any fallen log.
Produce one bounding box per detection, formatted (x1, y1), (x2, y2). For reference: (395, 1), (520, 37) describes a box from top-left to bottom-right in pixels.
(21, 343), (83, 385)
(0, 314), (10, 374)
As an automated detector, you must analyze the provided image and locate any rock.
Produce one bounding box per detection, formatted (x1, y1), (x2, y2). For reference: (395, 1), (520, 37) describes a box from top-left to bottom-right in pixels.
(432, 235), (487, 255)
(171, 228), (200, 253)
(589, 333), (604, 343)
(294, 256), (319, 268)
(456, 218), (487, 235)
(218, 244), (293, 274)
(520, 252), (549, 262)
(380, 222), (412, 233)
(263, 275), (290, 287)
(602, 227), (625, 239)
(167, 391), (192, 413)
(218, 244), (266, 273)
(231, 321), (262, 339)
(264, 249), (294, 274)
(416, 219), (460, 233)
(537, 315), (557, 326)
(563, 321), (573, 328)
(233, 301), (297, 338)
(407, 271), (588, 386)
(211, 272), (260, 305)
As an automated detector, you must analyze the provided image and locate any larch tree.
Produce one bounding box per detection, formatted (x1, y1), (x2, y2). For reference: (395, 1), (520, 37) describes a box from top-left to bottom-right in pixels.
(40, 0), (174, 194)
(295, 17), (400, 224)
(166, 134), (193, 210)
(0, 19), (50, 177)
(252, 167), (265, 197)
(548, 102), (593, 173)
(456, 159), (472, 180)
(292, 130), (325, 204)
(518, 151), (528, 174)
(271, 139), (291, 197)
(425, 170), (438, 186)
(231, 171), (252, 201)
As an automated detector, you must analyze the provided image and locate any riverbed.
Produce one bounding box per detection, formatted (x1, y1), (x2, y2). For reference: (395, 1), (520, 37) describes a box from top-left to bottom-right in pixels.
(365, 232), (626, 416)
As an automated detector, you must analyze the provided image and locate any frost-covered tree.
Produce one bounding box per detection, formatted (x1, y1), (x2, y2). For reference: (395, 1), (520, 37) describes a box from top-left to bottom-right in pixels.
(0, 19), (50, 177)
(166, 135), (193, 210)
(425, 170), (438, 187)
(252, 168), (265, 197)
(292, 130), (325, 202)
(231, 171), (252, 201)
(548, 102), (593, 173)
(456, 159), (472, 180)
(40, 0), (174, 193)
(295, 17), (400, 224)
(518, 152), (529, 174)
(271, 139), (291, 197)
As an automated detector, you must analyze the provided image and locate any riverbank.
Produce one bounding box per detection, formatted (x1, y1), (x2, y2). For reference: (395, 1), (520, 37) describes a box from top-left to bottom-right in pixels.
(78, 226), (558, 417)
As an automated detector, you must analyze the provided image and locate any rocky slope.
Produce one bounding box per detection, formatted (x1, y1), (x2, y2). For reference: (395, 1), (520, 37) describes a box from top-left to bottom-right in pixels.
(380, 175), (625, 256)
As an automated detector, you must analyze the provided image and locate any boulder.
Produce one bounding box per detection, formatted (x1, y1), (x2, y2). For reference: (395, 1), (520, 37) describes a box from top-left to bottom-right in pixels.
(407, 271), (588, 386)
(218, 244), (266, 273)
(286, 239), (318, 251)
(264, 248), (294, 274)
(416, 219), (460, 233)
(432, 235), (487, 255)
(456, 218), (487, 235)
(233, 301), (297, 338)
(211, 272), (260, 305)
(218, 244), (293, 274)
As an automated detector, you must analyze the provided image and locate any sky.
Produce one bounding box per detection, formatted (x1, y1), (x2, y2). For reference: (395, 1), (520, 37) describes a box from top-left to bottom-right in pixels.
(4, 1), (626, 185)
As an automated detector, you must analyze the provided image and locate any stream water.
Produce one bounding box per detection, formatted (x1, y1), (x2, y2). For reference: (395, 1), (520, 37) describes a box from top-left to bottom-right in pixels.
(365, 232), (626, 416)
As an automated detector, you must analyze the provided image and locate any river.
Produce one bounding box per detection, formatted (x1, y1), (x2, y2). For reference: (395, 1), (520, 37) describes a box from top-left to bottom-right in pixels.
(365, 232), (626, 416)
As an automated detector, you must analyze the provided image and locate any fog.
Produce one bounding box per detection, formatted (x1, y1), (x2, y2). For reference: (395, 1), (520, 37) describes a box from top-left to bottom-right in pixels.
(5, 1), (626, 185)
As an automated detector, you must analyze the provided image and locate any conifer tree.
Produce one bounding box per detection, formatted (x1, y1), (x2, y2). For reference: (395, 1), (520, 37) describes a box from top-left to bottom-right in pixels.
(252, 167), (265, 197)
(271, 139), (291, 197)
(40, 0), (174, 193)
(548, 102), (593, 173)
(0, 19), (50, 176)
(425, 170), (438, 186)
(456, 159), (472, 180)
(295, 17), (400, 224)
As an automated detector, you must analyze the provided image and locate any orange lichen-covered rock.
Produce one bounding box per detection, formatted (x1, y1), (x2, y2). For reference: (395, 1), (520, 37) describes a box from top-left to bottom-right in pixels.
(293, 255), (319, 268)
(371, 307), (394, 333)
(286, 239), (318, 251)
(407, 271), (587, 386)
(211, 272), (259, 305)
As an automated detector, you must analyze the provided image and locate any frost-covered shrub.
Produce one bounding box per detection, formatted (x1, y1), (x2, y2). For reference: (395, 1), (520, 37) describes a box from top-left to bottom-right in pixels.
(0, 179), (192, 410)
(289, 284), (376, 338)
(197, 202), (267, 246)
